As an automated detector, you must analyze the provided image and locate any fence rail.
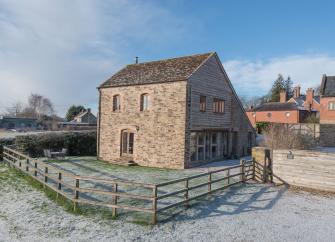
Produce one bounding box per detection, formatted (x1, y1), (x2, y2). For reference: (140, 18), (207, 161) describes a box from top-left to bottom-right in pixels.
(2, 145), (256, 224)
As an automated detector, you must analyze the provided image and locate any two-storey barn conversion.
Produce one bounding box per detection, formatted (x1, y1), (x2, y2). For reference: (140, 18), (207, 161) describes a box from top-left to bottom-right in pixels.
(97, 52), (255, 168)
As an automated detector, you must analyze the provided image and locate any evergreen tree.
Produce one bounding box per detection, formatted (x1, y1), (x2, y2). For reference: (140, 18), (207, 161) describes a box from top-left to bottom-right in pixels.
(284, 76), (293, 100)
(269, 74), (285, 102)
(66, 105), (85, 121)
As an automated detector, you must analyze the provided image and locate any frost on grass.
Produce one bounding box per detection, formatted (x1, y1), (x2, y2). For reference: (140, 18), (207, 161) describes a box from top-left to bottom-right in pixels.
(1, 162), (335, 242)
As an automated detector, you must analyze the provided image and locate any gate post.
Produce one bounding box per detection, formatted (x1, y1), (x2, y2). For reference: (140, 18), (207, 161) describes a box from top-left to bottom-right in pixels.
(240, 159), (246, 183)
(152, 185), (157, 225)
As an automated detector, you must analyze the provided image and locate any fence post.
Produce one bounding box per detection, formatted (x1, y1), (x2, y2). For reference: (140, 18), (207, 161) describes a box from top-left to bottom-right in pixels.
(208, 172), (212, 193)
(44, 166), (48, 188)
(26, 159), (29, 172)
(56, 172), (62, 199)
(152, 185), (157, 225)
(112, 183), (118, 217)
(184, 179), (189, 208)
(252, 158), (256, 180)
(74, 178), (79, 212)
(34, 162), (37, 176)
(58, 172), (62, 190)
(227, 169), (230, 185)
(240, 159), (246, 183)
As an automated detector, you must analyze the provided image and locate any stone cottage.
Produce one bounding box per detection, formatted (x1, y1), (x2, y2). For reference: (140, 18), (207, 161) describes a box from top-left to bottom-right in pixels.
(97, 52), (255, 168)
(72, 108), (97, 125)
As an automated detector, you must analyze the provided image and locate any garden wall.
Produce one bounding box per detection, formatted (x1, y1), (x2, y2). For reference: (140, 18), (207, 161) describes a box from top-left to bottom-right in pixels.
(272, 149), (335, 192)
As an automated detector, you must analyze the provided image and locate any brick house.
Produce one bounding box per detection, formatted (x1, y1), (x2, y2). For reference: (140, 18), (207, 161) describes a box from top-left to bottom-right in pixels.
(320, 75), (335, 124)
(247, 86), (320, 127)
(319, 75), (335, 146)
(97, 52), (255, 169)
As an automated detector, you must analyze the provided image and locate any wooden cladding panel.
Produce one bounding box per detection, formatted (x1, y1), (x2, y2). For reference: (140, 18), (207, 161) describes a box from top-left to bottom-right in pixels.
(273, 150), (335, 192)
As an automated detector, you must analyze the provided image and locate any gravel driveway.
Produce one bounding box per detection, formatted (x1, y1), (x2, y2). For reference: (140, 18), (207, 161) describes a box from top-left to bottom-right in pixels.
(1, 163), (335, 242)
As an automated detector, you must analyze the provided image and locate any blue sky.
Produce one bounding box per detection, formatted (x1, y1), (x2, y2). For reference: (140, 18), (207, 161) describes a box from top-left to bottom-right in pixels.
(1, 0), (335, 115)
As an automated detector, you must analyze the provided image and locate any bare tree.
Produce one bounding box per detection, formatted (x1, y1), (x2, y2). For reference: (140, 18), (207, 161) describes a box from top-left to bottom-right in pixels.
(5, 102), (24, 117)
(27, 93), (55, 119)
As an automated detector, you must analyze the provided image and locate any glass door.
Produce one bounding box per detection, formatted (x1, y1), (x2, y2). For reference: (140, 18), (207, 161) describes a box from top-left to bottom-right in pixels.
(121, 130), (134, 156)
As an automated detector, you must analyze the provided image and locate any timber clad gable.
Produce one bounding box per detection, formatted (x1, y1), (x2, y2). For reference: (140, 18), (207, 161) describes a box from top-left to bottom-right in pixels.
(97, 52), (255, 169)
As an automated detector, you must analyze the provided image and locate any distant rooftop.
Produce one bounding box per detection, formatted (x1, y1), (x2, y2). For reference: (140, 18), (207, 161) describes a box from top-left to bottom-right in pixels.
(251, 102), (304, 112)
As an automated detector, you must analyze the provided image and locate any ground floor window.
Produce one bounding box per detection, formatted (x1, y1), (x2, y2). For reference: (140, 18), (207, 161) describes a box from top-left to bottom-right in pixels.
(190, 131), (229, 162)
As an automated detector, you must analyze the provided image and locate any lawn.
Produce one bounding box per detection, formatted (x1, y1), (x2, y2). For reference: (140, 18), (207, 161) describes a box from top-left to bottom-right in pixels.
(45, 157), (243, 223)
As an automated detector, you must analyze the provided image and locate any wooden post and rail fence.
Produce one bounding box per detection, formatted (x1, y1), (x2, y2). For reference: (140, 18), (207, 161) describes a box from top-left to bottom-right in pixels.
(2, 145), (259, 224)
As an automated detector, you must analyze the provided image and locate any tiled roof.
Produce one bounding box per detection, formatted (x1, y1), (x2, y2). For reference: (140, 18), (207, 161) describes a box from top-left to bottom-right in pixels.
(99, 53), (214, 88)
(251, 102), (303, 112)
(320, 75), (335, 97)
(291, 95), (320, 105)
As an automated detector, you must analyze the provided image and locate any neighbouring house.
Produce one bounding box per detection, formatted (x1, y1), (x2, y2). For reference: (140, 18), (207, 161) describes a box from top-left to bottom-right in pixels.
(97, 52), (255, 169)
(72, 108), (97, 124)
(58, 108), (97, 130)
(319, 74), (335, 146)
(246, 86), (320, 128)
(0, 116), (38, 130)
(320, 75), (335, 124)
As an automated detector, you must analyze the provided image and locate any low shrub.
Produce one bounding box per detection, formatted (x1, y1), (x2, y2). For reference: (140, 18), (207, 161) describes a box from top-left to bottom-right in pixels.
(256, 122), (270, 134)
(0, 138), (15, 160)
(260, 124), (316, 150)
(15, 131), (97, 157)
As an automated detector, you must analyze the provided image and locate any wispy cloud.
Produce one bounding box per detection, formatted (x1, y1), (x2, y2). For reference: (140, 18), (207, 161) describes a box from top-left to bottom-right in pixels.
(224, 54), (335, 98)
(0, 0), (188, 115)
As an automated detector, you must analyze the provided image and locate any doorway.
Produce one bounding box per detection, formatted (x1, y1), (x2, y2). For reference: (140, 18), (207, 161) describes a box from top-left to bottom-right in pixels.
(121, 130), (134, 157)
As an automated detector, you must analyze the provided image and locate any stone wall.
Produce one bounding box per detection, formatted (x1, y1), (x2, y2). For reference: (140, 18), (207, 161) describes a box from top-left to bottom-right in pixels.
(98, 81), (187, 169)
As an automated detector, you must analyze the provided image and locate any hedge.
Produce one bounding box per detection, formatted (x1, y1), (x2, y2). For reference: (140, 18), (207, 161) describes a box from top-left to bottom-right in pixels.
(0, 138), (15, 161)
(14, 131), (97, 158)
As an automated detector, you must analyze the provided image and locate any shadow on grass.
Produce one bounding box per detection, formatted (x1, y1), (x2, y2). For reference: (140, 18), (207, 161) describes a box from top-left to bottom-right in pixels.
(158, 182), (288, 223)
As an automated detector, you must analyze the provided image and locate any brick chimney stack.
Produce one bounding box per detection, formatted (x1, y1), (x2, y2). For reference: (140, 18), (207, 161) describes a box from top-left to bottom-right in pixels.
(280, 90), (286, 103)
(293, 86), (301, 98)
(306, 88), (314, 111)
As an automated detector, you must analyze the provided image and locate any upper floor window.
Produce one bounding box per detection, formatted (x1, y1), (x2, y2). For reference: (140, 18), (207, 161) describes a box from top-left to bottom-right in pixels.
(140, 93), (150, 111)
(113, 95), (120, 111)
(200, 96), (206, 112)
(213, 98), (224, 113)
(329, 101), (335, 111)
